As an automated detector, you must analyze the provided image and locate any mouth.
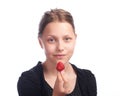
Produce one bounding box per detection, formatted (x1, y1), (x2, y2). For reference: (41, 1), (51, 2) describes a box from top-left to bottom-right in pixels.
(54, 54), (65, 59)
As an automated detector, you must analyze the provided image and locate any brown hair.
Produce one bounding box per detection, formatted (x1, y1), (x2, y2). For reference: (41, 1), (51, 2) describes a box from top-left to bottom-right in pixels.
(38, 8), (75, 37)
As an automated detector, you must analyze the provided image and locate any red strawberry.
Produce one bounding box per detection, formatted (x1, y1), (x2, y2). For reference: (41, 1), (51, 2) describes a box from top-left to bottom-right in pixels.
(56, 62), (65, 71)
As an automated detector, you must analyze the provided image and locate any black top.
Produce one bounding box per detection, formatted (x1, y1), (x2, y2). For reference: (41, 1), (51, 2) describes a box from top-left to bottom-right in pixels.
(17, 61), (97, 96)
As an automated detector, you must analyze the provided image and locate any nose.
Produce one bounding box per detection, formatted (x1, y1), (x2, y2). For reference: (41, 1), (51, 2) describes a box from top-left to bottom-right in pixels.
(57, 40), (64, 52)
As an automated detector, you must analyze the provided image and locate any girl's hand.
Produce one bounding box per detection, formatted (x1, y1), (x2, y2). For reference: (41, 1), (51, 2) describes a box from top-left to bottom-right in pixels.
(52, 71), (71, 96)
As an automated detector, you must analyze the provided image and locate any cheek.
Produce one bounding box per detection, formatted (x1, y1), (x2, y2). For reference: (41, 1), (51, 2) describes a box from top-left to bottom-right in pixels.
(44, 44), (56, 56)
(68, 46), (75, 54)
(67, 42), (76, 51)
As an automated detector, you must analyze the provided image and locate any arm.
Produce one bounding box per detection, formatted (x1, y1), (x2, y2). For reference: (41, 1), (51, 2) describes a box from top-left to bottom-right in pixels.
(85, 70), (97, 96)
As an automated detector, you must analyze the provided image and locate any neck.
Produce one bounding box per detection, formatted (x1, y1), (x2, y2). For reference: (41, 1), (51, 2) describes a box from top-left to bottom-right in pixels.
(42, 61), (58, 76)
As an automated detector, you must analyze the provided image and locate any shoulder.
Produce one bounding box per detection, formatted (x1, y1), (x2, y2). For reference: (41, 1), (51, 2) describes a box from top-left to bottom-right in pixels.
(71, 64), (95, 77)
(20, 61), (43, 79)
(72, 64), (96, 84)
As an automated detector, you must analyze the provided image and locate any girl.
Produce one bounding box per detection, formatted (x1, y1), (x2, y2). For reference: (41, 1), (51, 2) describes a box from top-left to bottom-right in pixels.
(17, 8), (97, 96)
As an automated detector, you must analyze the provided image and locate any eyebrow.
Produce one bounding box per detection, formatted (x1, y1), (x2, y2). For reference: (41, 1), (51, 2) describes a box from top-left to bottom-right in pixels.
(47, 34), (72, 37)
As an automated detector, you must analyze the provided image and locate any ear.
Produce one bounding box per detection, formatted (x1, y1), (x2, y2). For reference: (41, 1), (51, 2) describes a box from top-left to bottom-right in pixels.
(38, 37), (43, 48)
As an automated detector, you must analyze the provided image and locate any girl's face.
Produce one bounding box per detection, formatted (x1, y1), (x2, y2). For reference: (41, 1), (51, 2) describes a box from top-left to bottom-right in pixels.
(39, 22), (76, 65)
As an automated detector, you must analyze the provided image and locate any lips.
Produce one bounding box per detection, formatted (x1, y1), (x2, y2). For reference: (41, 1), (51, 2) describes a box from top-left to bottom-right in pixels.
(54, 54), (65, 59)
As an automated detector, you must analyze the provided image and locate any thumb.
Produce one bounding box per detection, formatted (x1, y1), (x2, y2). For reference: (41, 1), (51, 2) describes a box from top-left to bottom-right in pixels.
(60, 71), (71, 94)
(60, 71), (68, 82)
(56, 72), (64, 83)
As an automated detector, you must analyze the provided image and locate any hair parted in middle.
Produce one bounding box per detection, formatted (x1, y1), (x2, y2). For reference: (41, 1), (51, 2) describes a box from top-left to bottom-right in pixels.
(38, 8), (75, 37)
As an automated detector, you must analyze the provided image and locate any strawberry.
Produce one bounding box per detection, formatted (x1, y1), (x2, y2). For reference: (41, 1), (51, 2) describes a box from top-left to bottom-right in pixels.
(56, 62), (65, 71)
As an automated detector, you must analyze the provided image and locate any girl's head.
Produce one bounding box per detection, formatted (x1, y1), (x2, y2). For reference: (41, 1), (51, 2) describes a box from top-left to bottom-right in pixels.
(38, 8), (76, 65)
(38, 8), (75, 37)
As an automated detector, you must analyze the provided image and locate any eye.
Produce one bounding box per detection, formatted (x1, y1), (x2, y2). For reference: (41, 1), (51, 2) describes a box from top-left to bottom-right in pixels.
(47, 38), (55, 43)
(64, 37), (72, 42)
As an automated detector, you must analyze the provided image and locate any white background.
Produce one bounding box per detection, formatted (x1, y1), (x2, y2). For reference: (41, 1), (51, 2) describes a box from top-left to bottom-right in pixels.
(0, 0), (120, 96)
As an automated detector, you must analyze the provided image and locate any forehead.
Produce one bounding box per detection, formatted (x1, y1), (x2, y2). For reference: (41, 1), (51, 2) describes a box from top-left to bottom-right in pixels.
(42, 22), (74, 36)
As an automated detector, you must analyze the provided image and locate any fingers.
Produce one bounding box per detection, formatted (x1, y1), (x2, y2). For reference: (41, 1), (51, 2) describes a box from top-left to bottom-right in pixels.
(59, 71), (71, 94)
(53, 72), (65, 96)
(57, 72), (63, 82)
(53, 71), (71, 95)
(60, 71), (67, 82)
